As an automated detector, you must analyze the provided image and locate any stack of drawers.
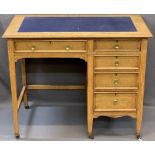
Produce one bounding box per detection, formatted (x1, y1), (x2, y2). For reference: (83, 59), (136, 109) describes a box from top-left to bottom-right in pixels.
(93, 39), (141, 116)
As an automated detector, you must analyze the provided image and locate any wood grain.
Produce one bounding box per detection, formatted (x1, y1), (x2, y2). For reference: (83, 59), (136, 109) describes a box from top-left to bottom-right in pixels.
(17, 86), (26, 111)
(15, 40), (87, 52)
(94, 39), (141, 52)
(87, 40), (94, 138)
(27, 85), (86, 90)
(94, 73), (138, 88)
(94, 56), (139, 69)
(136, 39), (148, 137)
(21, 59), (28, 107)
(8, 39), (20, 137)
(94, 93), (137, 110)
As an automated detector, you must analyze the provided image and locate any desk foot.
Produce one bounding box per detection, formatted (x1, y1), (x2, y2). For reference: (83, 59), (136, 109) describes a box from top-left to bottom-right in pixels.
(25, 105), (30, 109)
(15, 134), (20, 139)
(88, 132), (94, 139)
(136, 135), (142, 141)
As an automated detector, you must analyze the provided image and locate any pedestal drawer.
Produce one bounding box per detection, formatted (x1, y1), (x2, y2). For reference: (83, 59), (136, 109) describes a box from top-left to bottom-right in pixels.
(94, 73), (138, 88)
(94, 39), (141, 52)
(15, 40), (87, 52)
(94, 93), (137, 110)
(94, 56), (139, 69)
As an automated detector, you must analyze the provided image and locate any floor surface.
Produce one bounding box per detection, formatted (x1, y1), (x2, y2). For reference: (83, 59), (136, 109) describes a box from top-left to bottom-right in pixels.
(0, 91), (155, 141)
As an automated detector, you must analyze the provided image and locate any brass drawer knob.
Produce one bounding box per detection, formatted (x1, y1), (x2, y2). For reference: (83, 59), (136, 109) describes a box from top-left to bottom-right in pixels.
(31, 46), (35, 52)
(65, 46), (70, 51)
(113, 79), (119, 85)
(115, 60), (119, 67)
(114, 45), (119, 49)
(113, 99), (118, 105)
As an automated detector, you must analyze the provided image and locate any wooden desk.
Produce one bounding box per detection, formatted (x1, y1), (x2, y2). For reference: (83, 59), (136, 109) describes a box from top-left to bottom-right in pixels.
(3, 15), (152, 139)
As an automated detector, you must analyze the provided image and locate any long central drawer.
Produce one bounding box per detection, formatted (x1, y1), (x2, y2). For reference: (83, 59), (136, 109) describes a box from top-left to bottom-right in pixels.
(15, 40), (87, 52)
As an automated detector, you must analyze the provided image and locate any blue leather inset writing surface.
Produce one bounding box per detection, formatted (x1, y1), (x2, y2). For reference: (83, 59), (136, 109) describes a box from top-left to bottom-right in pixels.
(18, 17), (137, 32)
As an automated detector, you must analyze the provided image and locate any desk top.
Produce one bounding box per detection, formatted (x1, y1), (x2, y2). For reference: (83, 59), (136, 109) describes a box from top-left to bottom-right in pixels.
(3, 15), (152, 38)
(18, 17), (137, 32)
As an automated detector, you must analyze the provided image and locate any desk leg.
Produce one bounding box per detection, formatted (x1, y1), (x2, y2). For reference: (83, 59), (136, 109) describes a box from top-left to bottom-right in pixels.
(136, 39), (148, 140)
(21, 59), (29, 109)
(87, 55), (94, 139)
(87, 41), (94, 139)
(8, 40), (20, 138)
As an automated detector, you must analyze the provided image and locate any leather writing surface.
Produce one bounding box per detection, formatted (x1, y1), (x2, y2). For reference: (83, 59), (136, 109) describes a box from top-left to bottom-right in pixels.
(18, 17), (137, 32)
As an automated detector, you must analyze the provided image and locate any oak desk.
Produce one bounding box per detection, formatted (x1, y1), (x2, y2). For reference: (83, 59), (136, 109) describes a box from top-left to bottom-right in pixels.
(3, 15), (152, 139)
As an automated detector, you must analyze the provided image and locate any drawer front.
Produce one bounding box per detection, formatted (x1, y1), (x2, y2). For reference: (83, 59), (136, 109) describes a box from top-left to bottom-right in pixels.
(94, 93), (136, 110)
(94, 40), (141, 52)
(95, 56), (139, 68)
(95, 73), (138, 88)
(15, 40), (86, 52)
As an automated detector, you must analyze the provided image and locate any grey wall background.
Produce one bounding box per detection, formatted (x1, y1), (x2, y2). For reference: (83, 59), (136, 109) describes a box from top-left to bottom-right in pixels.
(0, 14), (154, 106)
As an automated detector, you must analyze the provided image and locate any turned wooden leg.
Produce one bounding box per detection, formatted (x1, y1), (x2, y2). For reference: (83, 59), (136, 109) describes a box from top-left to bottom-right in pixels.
(8, 40), (20, 138)
(21, 59), (29, 109)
